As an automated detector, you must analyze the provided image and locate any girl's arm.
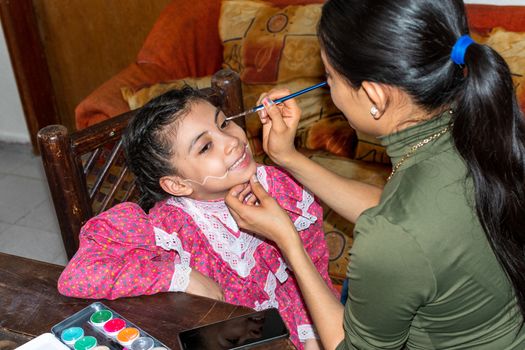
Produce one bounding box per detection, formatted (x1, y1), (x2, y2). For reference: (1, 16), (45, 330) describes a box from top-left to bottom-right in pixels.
(58, 203), (223, 300)
(258, 91), (382, 223)
(226, 177), (345, 350)
(59, 243), (223, 301)
(58, 236), (180, 300)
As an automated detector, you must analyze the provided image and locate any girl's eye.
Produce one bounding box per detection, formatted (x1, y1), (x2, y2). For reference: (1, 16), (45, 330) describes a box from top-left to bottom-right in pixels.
(219, 119), (231, 129)
(199, 142), (211, 154)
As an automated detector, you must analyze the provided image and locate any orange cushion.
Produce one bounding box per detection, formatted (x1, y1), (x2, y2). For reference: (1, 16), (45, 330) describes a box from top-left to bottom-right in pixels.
(75, 62), (170, 129)
(467, 4), (525, 33)
(120, 76), (212, 110)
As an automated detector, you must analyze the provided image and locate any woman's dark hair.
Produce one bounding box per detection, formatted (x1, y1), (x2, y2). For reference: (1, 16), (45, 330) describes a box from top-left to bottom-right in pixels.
(319, 0), (525, 319)
(123, 87), (209, 211)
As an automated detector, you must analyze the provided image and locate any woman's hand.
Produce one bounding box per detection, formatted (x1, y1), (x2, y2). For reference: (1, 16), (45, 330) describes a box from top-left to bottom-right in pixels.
(225, 175), (302, 253)
(186, 269), (224, 301)
(257, 89), (302, 167)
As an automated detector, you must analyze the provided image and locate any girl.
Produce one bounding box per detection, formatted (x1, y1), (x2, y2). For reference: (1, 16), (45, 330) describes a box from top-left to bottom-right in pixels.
(58, 87), (337, 350)
(225, 0), (525, 349)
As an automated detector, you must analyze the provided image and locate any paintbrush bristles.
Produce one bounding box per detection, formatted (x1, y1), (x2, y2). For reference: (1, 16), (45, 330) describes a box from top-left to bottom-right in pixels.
(225, 111), (248, 121)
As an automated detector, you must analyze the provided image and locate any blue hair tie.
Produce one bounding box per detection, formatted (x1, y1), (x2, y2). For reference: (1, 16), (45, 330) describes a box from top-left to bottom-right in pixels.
(451, 35), (475, 65)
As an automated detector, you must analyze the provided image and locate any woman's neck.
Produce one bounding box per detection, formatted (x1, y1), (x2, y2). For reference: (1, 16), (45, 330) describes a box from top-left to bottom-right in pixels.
(382, 90), (447, 136)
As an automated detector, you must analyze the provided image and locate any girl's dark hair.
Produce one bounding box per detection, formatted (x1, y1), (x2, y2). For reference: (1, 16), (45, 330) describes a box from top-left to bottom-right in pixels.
(319, 0), (525, 319)
(123, 87), (208, 211)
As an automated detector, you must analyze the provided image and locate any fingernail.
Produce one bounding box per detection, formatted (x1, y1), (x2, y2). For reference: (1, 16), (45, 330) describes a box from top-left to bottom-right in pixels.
(262, 97), (275, 107)
(230, 189), (240, 196)
(252, 174), (259, 183)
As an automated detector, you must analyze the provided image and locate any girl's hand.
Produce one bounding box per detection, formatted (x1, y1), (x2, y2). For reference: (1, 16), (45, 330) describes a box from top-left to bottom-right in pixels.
(257, 89), (302, 167)
(186, 269), (224, 301)
(225, 175), (302, 253)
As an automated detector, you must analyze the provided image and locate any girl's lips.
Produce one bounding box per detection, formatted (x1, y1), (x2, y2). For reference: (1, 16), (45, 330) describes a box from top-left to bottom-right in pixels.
(229, 145), (251, 171)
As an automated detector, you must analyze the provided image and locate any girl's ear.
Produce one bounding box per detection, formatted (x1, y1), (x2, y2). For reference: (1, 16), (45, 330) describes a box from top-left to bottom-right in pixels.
(361, 81), (389, 115)
(159, 176), (194, 197)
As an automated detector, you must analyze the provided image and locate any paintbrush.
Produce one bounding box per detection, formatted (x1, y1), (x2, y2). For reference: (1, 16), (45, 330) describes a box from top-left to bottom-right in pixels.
(225, 81), (328, 121)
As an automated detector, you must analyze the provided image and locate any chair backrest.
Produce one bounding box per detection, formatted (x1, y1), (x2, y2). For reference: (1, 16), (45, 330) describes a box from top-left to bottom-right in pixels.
(38, 69), (244, 260)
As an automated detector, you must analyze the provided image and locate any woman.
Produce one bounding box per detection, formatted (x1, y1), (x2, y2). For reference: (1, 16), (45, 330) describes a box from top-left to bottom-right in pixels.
(225, 0), (525, 349)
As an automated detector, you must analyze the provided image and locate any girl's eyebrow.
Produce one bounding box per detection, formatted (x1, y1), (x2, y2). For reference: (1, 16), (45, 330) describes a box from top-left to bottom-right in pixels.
(214, 107), (220, 126)
(188, 107), (221, 154)
(189, 131), (207, 154)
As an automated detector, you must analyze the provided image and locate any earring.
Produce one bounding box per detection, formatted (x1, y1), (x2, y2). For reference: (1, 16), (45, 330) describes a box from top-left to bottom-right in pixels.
(370, 105), (380, 120)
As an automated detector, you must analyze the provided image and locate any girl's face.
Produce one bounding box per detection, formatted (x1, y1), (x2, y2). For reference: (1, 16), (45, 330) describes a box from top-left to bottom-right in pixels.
(321, 50), (382, 136)
(166, 99), (256, 201)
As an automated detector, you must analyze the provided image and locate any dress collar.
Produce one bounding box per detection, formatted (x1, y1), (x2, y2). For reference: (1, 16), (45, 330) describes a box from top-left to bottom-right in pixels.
(379, 111), (454, 174)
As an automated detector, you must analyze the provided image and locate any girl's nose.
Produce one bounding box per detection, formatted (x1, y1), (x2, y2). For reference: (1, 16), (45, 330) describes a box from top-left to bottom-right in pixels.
(224, 134), (240, 154)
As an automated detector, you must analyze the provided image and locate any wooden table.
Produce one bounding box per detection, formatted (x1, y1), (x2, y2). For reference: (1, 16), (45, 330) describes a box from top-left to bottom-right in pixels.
(0, 252), (294, 349)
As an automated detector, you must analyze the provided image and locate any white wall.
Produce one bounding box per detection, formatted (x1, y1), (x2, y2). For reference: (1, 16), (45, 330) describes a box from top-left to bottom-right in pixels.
(0, 20), (29, 143)
(0, 1), (523, 144)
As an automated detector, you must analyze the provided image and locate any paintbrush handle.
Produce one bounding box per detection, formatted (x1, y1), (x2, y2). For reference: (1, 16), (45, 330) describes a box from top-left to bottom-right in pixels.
(252, 81), (328, 112)
(226, 81), (327, 121)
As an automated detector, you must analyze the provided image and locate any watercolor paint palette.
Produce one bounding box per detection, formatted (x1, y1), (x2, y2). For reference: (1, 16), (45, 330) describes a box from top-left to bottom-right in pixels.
(49, 302), (170, 350)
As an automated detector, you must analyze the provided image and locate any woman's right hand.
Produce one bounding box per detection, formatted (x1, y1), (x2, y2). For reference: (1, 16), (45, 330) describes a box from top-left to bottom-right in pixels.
(186, 269), (224, 301)
(225, 176), (302, 254)
(257, 89), (302, 167)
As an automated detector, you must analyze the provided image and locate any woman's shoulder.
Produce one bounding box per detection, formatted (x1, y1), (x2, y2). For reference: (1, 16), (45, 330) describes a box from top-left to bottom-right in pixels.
(353, 162), (479, 279)
(367, 153), (470, 225)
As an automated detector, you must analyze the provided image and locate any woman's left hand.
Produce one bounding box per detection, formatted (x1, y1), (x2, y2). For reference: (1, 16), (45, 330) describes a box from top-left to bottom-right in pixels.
(225, 175), (302, 253)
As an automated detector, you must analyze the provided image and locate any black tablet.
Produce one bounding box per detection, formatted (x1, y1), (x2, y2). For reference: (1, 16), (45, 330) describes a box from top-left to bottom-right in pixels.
(178, 308), (289, 350)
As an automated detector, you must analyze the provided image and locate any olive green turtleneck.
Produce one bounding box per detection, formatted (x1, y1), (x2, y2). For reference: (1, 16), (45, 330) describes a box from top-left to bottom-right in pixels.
(336, 113), (524, 349)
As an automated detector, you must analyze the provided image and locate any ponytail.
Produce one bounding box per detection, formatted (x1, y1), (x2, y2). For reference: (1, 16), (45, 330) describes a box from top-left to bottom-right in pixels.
(452, 42), (525, 317)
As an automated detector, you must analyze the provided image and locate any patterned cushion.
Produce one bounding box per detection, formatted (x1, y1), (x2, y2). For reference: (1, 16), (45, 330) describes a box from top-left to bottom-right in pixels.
(354, 131), (390, 165)
(120, 76), (212, 110)
(219, 0), (354, 157)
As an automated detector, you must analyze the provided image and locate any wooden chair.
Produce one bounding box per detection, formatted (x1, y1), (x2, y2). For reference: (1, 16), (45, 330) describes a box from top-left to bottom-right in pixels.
(37, 69), (244, 260)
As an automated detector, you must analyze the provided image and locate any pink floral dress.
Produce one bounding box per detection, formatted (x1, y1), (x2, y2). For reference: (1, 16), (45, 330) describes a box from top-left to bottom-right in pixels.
(58, 165), (338, 349)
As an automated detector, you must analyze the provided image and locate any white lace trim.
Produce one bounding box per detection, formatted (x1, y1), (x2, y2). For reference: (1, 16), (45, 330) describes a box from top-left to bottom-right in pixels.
(254, 272), (279, 311)
(167, 197), (263, 278)
(294, 189), (317, 231)
(154, 227), (191, 266)
(275, 258), (288, 283)
(298, 324), (318, 341)
(169, 264), (191, 292)
(256, 166), (270, 192)
(154, 227), (192, 292)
